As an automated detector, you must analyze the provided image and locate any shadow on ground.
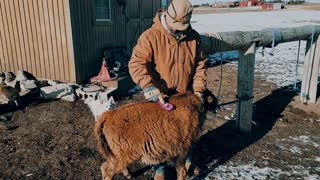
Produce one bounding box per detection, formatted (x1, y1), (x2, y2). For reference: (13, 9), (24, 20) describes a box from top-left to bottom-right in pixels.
(188, 84), (302, 178)
(125, 83), (304, 179)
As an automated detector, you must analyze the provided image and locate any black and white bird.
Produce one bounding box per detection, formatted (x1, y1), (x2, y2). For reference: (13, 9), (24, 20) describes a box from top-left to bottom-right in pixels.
(0, 81), (20, 107)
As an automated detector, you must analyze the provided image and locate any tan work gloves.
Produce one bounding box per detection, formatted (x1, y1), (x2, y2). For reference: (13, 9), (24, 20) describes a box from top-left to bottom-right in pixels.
(143, 86), (161, 102)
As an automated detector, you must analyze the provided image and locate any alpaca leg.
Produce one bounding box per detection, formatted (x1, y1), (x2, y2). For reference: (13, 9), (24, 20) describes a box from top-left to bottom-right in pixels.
(174, 154), (187, 180)
(101, 162), (114, 180)
(101, 160), (130, 180)
(185, 157), (200, 176)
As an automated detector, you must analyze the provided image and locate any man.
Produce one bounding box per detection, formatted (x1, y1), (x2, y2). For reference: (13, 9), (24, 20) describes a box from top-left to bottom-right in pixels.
(129, 0), (206, 179)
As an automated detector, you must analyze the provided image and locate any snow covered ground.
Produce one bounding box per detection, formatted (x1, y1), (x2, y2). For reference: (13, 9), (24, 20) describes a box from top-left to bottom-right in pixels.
(204, 135), (320, 180)
(191, 10), (320, 179)
(192, 9), (320, 88)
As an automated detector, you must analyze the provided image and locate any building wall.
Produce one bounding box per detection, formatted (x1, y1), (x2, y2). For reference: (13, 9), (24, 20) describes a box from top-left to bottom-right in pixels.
(0, 0), (164, 83)
(262, 3), (273, 10)
(69, 0), (127, 83)
(0, 0), (76, 81)
(239, 1), (249, 7)
(70, 0), (162, 83)
(273, 3), (282, 10)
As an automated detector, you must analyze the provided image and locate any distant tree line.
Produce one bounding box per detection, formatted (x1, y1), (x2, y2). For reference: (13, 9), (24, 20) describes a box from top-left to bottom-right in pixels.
(287, 0), (305, 4)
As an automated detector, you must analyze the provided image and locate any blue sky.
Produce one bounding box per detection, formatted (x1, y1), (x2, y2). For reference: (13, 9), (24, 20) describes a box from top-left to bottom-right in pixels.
(189, 0), (320, 5)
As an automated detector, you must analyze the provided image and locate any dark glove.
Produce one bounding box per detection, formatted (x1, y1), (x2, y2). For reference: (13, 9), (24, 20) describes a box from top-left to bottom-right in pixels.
(143, 86), (161, 102)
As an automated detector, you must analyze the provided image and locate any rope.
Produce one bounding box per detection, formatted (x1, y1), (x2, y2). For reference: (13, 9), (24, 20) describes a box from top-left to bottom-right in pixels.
(217, 95), (254, 108)
(207, 33), (256, 110)
(217, 34), (223, 104)
(293, 40), (301, 90)
(207, 33), (258, 110)
(208, 32), (223, 107)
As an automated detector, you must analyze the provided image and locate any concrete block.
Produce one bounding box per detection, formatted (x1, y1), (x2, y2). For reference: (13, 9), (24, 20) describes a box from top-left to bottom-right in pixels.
(40, 84), (76, 102)
(98, 76), (136, 98)
(20, 80), (38, 90)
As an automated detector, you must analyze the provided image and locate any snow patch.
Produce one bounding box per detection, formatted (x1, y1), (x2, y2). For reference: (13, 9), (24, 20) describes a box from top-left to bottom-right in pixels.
(205, 163), (320, 179)
(289, 146), (302, 154)
(193, 10), (320, 88)
(288, 136), (320, 148)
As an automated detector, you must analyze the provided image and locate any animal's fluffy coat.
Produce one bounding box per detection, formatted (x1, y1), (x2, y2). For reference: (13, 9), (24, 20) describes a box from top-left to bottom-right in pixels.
(95, 93), (204, 180)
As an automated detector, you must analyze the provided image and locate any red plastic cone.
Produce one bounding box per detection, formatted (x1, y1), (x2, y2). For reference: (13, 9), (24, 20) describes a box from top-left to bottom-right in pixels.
(90, 60), (117, 82)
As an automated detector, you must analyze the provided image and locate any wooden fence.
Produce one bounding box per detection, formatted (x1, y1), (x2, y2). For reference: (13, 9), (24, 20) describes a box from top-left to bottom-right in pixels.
(200, 25), (320, 132)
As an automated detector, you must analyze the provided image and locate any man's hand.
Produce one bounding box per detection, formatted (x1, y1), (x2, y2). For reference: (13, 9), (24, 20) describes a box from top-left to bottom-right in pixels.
(143, 86), (161, 102)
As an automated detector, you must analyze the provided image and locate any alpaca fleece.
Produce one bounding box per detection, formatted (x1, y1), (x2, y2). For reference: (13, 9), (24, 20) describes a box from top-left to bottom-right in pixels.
(95, 93), (204, 180)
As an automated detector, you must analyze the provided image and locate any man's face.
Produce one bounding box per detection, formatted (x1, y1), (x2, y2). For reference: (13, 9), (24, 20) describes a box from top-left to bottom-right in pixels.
(166, 13), (190, 34)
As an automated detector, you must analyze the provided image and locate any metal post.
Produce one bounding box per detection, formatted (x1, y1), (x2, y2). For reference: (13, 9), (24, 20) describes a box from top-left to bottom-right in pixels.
(301, 35), (320, 103)
(236, 43), (256, 132)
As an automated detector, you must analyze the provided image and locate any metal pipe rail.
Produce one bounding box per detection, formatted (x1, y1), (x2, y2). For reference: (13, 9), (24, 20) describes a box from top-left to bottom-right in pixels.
(200, 25), (320, 133)
(200, 25), (320, 54)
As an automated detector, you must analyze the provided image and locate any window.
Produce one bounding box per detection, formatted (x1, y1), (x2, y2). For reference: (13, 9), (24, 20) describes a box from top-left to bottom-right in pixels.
(95, 0), (111, 21)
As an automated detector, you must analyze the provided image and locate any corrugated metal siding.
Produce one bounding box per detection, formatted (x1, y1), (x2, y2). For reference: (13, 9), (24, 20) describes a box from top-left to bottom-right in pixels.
(70, 0), (127, 83)
(0, 0), (75, 81)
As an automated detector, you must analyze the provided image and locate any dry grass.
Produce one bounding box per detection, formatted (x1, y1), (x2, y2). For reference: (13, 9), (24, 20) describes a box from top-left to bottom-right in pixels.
(302, 3), (320, 10)
(193, 7), (264, 14)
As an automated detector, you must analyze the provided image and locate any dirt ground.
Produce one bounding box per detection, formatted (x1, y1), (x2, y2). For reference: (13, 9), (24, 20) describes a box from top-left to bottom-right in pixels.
(1, 62), (319, 179)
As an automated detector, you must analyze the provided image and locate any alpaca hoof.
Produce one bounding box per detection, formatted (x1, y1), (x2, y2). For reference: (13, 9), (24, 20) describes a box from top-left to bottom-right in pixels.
(185, 161), (201, 176)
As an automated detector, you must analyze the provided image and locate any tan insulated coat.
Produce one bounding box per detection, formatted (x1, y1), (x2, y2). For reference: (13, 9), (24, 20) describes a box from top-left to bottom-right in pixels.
(129, 10), (207, 95)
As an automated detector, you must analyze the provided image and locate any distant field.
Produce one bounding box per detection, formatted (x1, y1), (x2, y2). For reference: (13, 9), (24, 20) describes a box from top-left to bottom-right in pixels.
(193, 7), (263, 14)
(301, 3), (320, 10)
(193, 3), (320, 14)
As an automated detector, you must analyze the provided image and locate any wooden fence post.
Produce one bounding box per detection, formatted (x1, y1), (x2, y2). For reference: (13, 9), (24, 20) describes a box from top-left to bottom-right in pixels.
(236, 43), (256, 132)
(301, 35), (320, 103)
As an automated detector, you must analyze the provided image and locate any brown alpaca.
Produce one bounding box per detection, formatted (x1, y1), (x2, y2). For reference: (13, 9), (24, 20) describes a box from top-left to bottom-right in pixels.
(95, 92), (215, 180)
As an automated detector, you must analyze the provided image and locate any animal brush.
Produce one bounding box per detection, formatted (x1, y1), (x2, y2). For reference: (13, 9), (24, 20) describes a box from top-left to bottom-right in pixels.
(158, 95), (174, 111)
